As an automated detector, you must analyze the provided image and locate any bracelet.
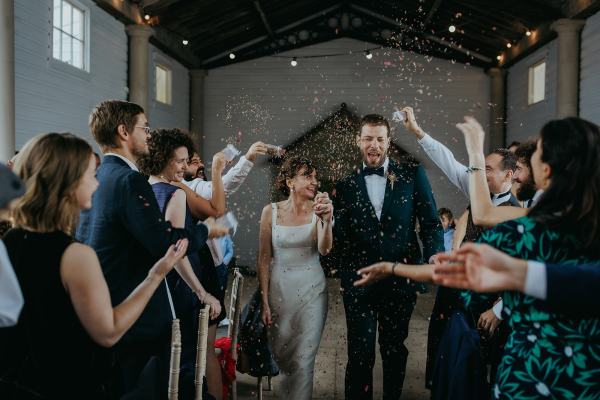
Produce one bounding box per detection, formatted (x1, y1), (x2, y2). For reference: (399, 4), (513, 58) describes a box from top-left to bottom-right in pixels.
(466, 166), (484, 174)
(391, 262), (399, 275)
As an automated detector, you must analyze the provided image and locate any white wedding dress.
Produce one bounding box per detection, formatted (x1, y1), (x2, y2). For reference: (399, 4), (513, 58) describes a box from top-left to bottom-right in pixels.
(267, 203), (328, 400)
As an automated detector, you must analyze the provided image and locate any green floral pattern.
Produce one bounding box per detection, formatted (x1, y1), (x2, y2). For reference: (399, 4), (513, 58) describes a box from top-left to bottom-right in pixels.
(462, 216), (600, 399)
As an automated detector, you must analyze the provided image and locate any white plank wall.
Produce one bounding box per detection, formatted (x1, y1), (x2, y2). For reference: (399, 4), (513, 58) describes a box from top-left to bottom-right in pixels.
(147, 44), (190, 130)
(203, 38), (491, 266)
(14, 0), (128, 151)
(506, 40), (558, 143)
(580, 11), (600, 125)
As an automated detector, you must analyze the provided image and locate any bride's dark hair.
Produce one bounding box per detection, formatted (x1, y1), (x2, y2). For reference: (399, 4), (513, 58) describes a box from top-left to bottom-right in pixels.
(276, 156), (316, 196)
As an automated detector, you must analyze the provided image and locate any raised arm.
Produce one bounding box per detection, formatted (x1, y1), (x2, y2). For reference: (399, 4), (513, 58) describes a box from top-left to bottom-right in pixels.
(62, 240), (187, 347)
(456, 117), (526, 227)
(257, 204), (273, 326)
(403, 106), (470, 196)
(452, 209), (469, 250)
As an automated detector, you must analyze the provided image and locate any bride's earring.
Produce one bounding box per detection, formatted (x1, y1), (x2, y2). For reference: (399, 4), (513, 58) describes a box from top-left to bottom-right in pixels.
(291, 186), (295, 193)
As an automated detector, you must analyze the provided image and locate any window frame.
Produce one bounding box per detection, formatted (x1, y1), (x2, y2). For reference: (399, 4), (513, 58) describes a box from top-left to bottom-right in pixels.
(51, 0), (91, 73)
(527, 59), (546, 106)
(155, 63), (173, 106)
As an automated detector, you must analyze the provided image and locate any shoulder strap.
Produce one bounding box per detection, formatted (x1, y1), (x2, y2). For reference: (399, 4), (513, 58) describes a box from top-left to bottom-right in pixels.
(271, 203), (277, 227)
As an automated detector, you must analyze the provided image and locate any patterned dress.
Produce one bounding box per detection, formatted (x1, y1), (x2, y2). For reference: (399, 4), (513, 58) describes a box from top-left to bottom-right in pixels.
(462, 216), (600, 399)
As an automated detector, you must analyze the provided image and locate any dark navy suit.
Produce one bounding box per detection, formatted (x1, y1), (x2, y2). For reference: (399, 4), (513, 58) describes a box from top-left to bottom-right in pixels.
(543, 263), (600, 317)
(332, 159), (443, 399)
(76, 155), (208, 398)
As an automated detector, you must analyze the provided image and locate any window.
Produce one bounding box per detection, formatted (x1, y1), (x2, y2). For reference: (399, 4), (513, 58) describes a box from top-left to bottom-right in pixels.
(52, 0), (88, 71)
(528, 60), (546, 105)
(155, 64), (172, 105)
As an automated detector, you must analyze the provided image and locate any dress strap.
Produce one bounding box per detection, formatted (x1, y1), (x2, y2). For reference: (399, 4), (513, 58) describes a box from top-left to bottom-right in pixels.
(271, 203), (277, 228)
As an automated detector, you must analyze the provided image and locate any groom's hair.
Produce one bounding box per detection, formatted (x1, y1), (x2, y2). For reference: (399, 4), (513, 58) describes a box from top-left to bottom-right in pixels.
(359, 114), (390, 137)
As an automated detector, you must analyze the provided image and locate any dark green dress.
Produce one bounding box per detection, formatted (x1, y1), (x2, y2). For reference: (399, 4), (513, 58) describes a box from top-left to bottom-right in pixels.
(462, 216), (600, 399)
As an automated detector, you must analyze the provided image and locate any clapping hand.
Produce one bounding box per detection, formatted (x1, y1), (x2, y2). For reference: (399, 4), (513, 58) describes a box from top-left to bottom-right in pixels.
(433, 243), (527, 293)
(313, 191), (333, 222)
(202, 217), (230, 238)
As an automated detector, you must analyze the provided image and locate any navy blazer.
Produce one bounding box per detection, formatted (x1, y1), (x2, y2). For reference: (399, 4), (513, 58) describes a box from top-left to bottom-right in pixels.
(332, 159), (443, 287)
(76, 155), (208, 344)
(544, 263), (600, 318)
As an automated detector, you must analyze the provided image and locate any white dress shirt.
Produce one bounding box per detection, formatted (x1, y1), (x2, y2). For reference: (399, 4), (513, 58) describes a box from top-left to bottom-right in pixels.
(184, 156), (254, 200)
(524, 260), (547, 300)
(103, 152), (139, 171)
(363, 158), (389, 220)
(0, 240), (24, 327)
(417, 133), (514, 205)
(527, 189), (544, 208)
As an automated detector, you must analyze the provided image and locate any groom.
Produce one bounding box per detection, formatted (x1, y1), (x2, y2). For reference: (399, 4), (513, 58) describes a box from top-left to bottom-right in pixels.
(333, 114), (443, 399)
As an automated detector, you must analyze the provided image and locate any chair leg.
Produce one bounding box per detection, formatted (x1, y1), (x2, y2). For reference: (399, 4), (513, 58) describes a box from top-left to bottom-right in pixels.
(266, 376), (272, 391)
(257, 376), (263, 400)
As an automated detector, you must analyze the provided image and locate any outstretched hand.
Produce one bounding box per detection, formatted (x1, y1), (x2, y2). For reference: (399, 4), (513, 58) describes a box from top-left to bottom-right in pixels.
(401, 107), (425, 139)
(203, 217), (230, 238)
(245, 141), (269, 162)
(455, 116), (486, 157)
(354, 262), (393, 286)
(433, 243), (527, 293)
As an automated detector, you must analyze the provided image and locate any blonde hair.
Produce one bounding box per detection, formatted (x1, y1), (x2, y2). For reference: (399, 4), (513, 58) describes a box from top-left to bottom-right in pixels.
(12, 133), (92, 234)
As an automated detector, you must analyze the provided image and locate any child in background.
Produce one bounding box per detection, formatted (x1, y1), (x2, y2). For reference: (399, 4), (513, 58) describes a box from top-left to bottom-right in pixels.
(438, 208), (455, 253)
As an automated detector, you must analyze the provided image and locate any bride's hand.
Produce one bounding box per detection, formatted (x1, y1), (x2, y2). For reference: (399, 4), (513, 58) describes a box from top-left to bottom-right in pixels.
(314, 191), (333, 222)
(354, 262), (393, 286)
(261, 303), (273, 326)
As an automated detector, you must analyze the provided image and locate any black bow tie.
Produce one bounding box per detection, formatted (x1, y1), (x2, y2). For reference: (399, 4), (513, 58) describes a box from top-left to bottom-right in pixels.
(363, 166), (385, 177)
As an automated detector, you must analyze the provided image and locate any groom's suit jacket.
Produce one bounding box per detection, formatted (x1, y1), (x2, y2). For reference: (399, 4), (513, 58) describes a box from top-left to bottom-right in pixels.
(332, 159), (443, 291)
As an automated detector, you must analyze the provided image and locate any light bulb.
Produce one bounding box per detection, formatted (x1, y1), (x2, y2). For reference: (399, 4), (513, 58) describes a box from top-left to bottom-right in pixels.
(506, 42), (512, 48)
(365, 50), (373, 59)
(229, 53), (236, 60)
(144, 14), (150, 21)
(182, 40), (188, 45)
(526, 30), (532, 37)
(291, 57), (298, 67)
(449, 25), (456, 33)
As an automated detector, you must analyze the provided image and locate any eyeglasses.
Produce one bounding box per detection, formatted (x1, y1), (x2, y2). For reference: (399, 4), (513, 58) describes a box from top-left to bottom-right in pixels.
(135, 125), (151, 134)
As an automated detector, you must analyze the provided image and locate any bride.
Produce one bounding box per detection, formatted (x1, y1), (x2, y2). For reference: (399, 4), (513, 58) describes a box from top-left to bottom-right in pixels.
(257, 156), (333, 399)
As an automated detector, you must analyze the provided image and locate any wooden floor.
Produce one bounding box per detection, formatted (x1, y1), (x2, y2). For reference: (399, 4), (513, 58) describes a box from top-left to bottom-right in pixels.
(220, 276), (434, 400)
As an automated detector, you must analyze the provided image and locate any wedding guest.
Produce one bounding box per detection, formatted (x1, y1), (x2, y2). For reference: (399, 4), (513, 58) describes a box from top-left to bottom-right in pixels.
(333, 114), (443, 399)
(0, 164), (25, 327)
(438, 208), (455, 252)
(434, 243), (600, 318)
(513, 142), (543, 208)
(76, 100), (226, 398)
(258, 156), (333, 399)
(0, 133), (189, 399)
(138, 128), (225, 399)
(454, 116), (600, 398)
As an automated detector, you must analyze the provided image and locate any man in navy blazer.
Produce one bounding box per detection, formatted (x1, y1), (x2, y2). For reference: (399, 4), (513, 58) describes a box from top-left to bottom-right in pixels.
(332, 114), (443, 399)
(76, 100), (221, 397)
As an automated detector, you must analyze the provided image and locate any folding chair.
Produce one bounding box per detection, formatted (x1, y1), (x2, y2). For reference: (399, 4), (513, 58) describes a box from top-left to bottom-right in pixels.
(194, 305), (211, 400)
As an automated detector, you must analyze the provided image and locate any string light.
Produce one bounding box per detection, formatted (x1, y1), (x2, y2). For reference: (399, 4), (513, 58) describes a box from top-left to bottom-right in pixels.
(365, 50), (373, 59)
(449, 25), (456, 33)
(291, 57), (298, 67)
(229, 53), (236, 60)
(497, 54), (503, 61)
(144, 14), (151, 21)
(526, 30), (532, 37)
(506, 42), (512, 48)
(182, 39), (189, 46)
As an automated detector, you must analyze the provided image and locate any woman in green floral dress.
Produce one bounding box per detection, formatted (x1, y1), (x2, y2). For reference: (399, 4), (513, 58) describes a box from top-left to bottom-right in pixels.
(459, 117), (600, 399)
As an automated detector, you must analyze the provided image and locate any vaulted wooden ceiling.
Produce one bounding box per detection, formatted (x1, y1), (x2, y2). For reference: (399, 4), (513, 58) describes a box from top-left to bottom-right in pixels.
(117, 0), (597, 69)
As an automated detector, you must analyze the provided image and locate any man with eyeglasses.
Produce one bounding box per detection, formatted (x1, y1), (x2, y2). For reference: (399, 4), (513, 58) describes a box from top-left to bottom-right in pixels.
(76, 100), (227, 399)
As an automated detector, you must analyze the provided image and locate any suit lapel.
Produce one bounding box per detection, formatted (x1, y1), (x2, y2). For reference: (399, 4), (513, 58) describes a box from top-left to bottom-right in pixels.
(352, 170), (379, 222)
(380, 160), (398, 220)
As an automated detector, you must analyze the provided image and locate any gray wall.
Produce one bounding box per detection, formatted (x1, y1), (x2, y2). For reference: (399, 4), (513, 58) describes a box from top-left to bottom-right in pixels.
(506, 40), (558, 144)
(15, 0), (128, 150)
(581, 11), (600, 125)
(147, 44), (190, 130)
(203, 38), (491, 266)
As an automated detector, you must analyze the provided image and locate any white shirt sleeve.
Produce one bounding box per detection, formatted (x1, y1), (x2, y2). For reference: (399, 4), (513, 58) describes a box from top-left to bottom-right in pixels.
(0, 241), (24, 327)
(492, 299), (504, 320)
(417, 133), (470, 196)
(524, 261), (548, 300)
(221, 156), (254, 195)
